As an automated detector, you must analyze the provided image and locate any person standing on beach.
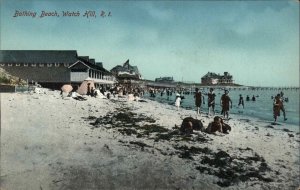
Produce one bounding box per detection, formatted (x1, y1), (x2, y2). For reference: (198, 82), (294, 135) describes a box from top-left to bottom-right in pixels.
(279, 91), (287, 121)
(87, 83), (91, 96)
(175, 93), (181, 111)
(273, 94), (282, 122)
(220, 90), (232, 119)
(194, 88), (204, 114)
(207, 88), (216, 116)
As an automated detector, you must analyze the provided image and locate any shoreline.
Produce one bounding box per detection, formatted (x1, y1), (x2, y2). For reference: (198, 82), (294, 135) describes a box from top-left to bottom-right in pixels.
(145, 95), (299, 132)
(1, 90), (299, 189)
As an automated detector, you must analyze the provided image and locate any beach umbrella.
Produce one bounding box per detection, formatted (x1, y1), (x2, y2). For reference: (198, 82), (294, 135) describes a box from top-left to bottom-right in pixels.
(77, 78), (95, 95)
(61, 84), (73, 93)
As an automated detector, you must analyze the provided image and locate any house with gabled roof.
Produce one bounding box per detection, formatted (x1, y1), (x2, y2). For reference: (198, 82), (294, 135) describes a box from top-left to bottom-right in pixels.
(110, 59), (141, 80)
(0, 50), (115, 89)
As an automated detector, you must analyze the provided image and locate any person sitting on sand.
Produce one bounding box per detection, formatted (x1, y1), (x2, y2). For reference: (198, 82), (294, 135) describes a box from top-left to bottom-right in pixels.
(252, 95), (256, 101)
(220, 118), (231, 134)
(220, 90), (232, 119)
(206, 116), (223, 134)
(205, 116), (231, 134)
(180, 117), (204, 135)
(175, 93), (181, 111)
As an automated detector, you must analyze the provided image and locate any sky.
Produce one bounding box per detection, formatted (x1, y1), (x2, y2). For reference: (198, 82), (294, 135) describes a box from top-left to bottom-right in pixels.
(1, 0), (299, 87)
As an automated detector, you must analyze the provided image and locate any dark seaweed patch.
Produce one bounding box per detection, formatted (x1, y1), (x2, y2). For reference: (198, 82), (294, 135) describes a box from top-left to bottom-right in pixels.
(155, 130), (181, 141)
(196, 149), (273, 187)
(174, 145), (213, 159)
(82, 116), (97, 121)
(141, 124), (169, 133)
(129, 141), (151, 149)
(118, 128), (138, 136)
(90, 108), (155, 128)
(282, 128), (293, 132)
(200, 151), (232, 167)
(85, 106), (275, 188)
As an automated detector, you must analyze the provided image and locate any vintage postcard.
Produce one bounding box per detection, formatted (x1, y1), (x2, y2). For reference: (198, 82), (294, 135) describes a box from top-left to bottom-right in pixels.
(0, 0), (299, 189)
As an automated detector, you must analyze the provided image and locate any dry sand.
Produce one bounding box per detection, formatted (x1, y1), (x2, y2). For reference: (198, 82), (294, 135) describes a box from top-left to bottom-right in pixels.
(1, 89), (299, 190)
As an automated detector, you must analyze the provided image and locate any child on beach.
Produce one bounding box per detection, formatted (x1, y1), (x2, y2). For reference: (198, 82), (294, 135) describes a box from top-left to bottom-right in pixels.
(175, 93), (181, 111)
(220, 90), (232, 119)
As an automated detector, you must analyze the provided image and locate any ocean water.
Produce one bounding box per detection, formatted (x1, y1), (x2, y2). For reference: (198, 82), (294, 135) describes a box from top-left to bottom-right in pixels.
(145, 89), (299, 129)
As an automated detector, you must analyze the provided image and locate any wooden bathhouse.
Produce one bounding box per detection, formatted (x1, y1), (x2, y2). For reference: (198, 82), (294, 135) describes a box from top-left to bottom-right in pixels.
(0, 50), (115, 89)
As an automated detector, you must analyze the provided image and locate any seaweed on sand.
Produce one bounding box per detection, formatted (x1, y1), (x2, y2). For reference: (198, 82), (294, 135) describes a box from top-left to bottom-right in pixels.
(129, 141), (151, 148)
(117, 128), (138, 136)
(90, 108), (155, 128)
(173, 145), (213, 160)
(154, 130), (181, 141)
(89, 106), (212, 143)
(195, 149), (273, 187)
(141, 124), (169, 133)
(87, 106), (275, 188)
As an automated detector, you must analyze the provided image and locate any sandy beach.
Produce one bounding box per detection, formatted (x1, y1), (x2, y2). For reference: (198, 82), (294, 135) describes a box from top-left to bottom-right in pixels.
(1, 89), (299, 190)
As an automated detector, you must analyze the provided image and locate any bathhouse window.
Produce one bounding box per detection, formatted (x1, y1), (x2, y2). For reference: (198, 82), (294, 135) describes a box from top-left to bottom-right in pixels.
(8, 63), (12, 67)
(31, 63), (36, 67)
(47, 63), (52, 67)
(64, 63), (69, 67)
(0, 63), (5, 66)
(55, 63), (60, 67)
(16, 63), (20, 66)
(39, 63), (44, 67)
(24, 63), (28, 67)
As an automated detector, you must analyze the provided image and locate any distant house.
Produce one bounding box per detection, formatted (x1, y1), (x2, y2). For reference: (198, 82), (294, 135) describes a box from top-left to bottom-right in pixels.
(110, 59), (141, 80)
(0, 50), (115, 89)
(201, 72), (233, 85)
(155, 77), (174, 83)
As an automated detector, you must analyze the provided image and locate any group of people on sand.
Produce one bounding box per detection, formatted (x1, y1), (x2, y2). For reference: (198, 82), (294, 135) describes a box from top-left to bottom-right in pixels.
(175, 88), (231, 119)
(175, 88), (233, 136)
(191, 88), (232, 119)
(179, 116), (232, 135)
(175, 87), (288, 123)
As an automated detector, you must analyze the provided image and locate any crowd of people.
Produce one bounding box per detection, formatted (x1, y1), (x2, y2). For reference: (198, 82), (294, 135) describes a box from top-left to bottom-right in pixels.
(61, 82), (145, 102)
(63, 83), (289, 125)
(146, 87), (289, 123)
(149, 87), (288, 123)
